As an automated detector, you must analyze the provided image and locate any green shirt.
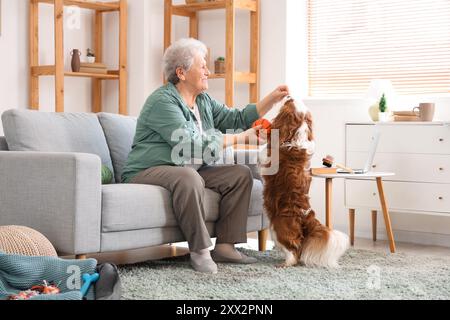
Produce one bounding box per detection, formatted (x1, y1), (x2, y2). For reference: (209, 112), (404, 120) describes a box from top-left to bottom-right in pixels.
(121, 83), (260, 183)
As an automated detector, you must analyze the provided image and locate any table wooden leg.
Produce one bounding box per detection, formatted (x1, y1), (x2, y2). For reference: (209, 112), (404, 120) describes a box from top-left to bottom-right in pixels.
(258, 229), (269, 251)
(376, 178), (396, 253)
(372, 210), (377, 242)
(325, 178), (333, 229)
(349, 209), (355, 246)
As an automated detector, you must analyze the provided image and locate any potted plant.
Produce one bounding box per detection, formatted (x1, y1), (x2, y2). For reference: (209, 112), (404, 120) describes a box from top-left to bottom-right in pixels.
(378, 93), (390, 122)
(86, 48), (96, 63)
(215, 56), (225, 74)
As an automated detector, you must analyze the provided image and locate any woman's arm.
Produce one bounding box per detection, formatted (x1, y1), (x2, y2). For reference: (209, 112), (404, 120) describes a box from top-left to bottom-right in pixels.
(255, 85), (290, 117)
(208, 85), (290, 133)
(221, 125), (264, 149)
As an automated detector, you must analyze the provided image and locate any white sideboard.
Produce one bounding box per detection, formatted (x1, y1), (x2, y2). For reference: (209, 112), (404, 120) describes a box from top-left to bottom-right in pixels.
(345, 122), (450, 216)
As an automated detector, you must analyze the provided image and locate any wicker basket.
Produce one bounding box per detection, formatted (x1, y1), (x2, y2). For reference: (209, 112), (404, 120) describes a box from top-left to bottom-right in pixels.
(215, 60), (225, 74)
(0, 225), (57, 257)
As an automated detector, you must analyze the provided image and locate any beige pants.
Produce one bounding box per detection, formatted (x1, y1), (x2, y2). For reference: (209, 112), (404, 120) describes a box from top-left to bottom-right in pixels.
(130, 165), (254, 252)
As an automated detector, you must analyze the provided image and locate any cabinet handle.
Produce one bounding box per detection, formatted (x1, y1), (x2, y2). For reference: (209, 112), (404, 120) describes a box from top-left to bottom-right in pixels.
(372, 164), (377, 169)
(439, 197), (444, 200)
(439, 167), (444, 171)
(439, 138), (444, 142)
(373, 193), (377, 196)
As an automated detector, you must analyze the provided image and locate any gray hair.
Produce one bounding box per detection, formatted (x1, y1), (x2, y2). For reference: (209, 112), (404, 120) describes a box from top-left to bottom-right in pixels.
(163, 38), (208, 85)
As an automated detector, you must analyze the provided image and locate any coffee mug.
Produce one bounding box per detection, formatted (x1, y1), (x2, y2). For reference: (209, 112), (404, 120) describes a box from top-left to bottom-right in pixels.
(413, 103), (435, 122)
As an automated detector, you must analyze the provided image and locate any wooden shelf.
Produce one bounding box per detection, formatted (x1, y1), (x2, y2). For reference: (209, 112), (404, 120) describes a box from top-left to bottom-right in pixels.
(32, 65), (119, 79)
(37, 0), (120, 12)
(209, 73), (226, 79)
(65, 72), (119, 80)
(29, 0), (128, 114)
(165, 0), (260, 106)
(209, 72), (256, 83)
(172, 0), (257, 15)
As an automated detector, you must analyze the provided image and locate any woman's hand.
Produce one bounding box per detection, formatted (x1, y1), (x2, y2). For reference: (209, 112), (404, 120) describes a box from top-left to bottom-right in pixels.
(267, 85), (290, 105)
(236, 125), (268, 146)
(256, 85), (290, 117)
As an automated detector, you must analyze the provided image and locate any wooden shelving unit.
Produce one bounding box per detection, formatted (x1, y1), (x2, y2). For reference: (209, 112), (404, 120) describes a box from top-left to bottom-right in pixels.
(164, 0), (260, 106)
(29, 0), (128, 114)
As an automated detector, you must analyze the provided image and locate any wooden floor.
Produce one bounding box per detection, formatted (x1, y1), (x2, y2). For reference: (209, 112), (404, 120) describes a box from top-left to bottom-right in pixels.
(69, 232), (450, 265)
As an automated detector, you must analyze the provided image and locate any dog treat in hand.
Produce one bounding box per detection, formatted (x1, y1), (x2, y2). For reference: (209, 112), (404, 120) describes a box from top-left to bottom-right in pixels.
(252, 119), (272, 137)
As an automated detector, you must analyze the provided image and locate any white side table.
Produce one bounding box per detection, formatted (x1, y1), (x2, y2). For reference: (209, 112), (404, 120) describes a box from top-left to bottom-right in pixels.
(312, 172), (396, 253)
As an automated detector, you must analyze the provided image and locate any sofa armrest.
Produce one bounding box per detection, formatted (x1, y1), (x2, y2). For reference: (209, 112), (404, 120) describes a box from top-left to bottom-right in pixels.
(0, 151), (102, 255)
(234, 148), (262, 181)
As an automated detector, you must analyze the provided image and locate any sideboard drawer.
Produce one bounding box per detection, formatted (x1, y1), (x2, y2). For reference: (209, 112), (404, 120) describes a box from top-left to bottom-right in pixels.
(345, 180), (450, 214)
(346, 152), (450, 184)
(346, 124), (450, 154)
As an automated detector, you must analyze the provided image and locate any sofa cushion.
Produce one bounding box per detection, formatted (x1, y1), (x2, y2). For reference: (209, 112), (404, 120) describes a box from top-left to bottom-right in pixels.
(101, 179), (263, 233)
(248, 179), (264, 218)
(97, 113), (137, 183)
(1, 109), (114, 180)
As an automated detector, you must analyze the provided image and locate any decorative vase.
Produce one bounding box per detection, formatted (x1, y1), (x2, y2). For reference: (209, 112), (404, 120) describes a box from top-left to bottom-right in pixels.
(70, 49), (81, 72)
(87, 56), (96, 63)
(368, 103), (379, 122)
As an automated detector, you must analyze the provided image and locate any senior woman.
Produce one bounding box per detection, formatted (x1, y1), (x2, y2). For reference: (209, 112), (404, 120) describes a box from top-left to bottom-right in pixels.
(122, 38), (289, 274)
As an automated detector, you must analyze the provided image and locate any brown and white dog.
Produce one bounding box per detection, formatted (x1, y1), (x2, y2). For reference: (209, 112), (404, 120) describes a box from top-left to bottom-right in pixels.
(261, 98), (349, 268)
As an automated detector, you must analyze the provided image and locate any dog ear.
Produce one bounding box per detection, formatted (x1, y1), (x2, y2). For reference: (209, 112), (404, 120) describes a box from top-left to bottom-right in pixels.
(272, 103), (302, 142)
(305, 111), (314, 141)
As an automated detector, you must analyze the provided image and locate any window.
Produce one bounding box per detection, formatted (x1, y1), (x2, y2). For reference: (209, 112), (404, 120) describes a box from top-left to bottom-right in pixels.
(308, 0), (450, 96)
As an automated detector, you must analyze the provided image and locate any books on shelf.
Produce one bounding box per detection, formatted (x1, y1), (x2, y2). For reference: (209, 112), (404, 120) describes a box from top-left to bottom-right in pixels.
(392, 111), (420, 122)
(80, 62), (106, 68)
(393, 115), (420, 122)
(79, 67), (108, 74)
(79, 62), (107, 74)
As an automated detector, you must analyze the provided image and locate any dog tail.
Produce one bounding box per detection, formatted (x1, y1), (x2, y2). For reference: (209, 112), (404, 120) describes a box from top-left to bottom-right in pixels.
(300, 228), (349, 268)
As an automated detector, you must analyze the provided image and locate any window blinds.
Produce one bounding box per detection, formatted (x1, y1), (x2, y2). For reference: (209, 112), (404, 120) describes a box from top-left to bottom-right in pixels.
(308, 0), (450, 96)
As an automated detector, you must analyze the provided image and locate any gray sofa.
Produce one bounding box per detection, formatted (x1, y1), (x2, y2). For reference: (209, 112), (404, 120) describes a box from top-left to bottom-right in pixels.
(0, 109), (269, 258)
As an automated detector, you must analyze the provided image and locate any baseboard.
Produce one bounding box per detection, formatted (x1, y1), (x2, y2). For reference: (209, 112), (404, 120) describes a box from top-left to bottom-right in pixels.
(340, 224), (450, 248)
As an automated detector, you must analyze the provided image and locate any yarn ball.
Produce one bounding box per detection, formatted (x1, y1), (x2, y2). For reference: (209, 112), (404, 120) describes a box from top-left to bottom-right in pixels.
(101, 165), (113, 185)
(0, 225), (57, 257)
(252, 118), (272, 137)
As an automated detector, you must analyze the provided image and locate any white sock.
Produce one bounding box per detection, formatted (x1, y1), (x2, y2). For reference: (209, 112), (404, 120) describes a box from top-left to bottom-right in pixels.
(214, 243), (242, 259)
(190, 248), (213, 263)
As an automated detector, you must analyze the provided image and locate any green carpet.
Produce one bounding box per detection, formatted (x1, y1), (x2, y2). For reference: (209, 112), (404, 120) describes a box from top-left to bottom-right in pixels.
(118, 248), (450, 300)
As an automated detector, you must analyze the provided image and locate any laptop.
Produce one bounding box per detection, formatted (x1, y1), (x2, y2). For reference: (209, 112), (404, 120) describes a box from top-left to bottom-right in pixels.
(338, 129), (381, 174)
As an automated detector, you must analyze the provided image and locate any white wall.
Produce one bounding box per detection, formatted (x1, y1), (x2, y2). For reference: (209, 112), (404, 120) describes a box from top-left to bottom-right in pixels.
(103, 0), (157, 116)
(0, 0), (29, 136)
